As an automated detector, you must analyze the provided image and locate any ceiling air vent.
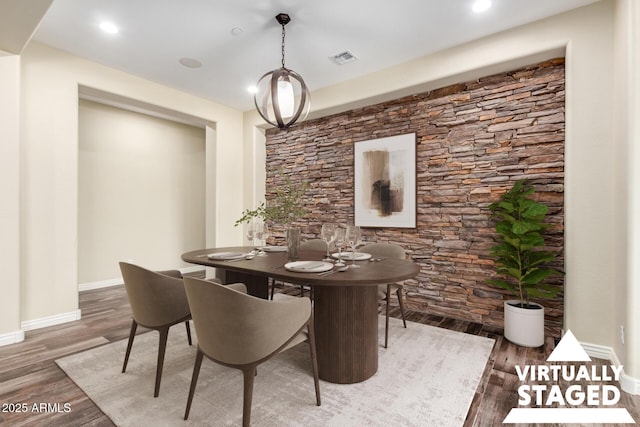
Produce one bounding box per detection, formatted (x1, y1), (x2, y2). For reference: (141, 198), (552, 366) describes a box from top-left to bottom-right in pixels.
(332, 49), (358, 65)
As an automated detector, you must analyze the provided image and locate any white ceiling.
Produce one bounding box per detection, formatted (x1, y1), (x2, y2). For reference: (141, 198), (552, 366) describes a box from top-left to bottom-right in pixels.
(30, 0), (599, 112)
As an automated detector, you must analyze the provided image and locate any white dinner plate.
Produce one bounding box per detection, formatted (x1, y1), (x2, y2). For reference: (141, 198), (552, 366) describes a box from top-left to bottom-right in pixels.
(331, 252), (372, 261)
(207, 252), (247, 260)
(262, 246), (288, 252)
(284, 261), (334, 273)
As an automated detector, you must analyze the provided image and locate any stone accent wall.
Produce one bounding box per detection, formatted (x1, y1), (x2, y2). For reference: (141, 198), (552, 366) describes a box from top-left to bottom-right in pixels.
(265, 58), (565, 337)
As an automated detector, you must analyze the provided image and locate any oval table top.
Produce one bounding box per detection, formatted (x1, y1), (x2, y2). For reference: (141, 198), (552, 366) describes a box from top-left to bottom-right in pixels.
(181, 246), (421, 287)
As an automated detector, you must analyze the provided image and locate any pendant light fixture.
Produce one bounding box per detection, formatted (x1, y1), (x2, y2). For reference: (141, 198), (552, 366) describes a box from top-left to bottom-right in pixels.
(254, 13), (310, 129)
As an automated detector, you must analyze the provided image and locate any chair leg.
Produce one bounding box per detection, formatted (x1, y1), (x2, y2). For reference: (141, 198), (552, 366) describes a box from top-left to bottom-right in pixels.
(122, 319), (137, 373)
(242, 365), (257, 427)
(397, 287), (407, 328)
(185, 320), (192, 345)
(307, 316), (321, 406)
(385, 284), (391, 349)
(269, 278), (275, 300)
(154, 327), (169, 397)
(300, 285), (304, 296)
(184, 348), (204, 420)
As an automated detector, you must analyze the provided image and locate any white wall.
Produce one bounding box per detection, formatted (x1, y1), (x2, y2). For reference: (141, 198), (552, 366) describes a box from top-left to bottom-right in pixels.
(0, 53), (24, 343)
(78, 99), (206, 283)
(244, 0), (639, 384)
(17, 42), (244, 327)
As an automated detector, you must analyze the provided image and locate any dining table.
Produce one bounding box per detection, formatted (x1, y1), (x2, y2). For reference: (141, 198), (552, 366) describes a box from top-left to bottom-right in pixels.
(181, 246), (421, 384)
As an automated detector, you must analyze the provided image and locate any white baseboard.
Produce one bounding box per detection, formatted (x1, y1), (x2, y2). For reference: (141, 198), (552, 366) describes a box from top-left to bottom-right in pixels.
(78, 267), (205, 292)
(79, 278), (123, 292)
(619, 371), (640, 395)
(21, 309), (82, 332)
(580, 341), (614, 361)
(180, 266), (206, 275)
(581, 341), (640, 395)
(0, 330), (25, 347)
(7, 267), (210, 346)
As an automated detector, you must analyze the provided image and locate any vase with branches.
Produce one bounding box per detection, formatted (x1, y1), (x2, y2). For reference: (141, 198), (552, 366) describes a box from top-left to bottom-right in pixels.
(235, 170), (308, 226)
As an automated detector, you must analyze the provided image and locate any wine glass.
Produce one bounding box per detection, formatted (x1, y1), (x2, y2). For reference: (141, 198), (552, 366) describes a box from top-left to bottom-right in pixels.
(321, 223), (336, 262)
(333, 228), (346, 267)
(255, 222), (270, 256)
(345, 225), (362, 268)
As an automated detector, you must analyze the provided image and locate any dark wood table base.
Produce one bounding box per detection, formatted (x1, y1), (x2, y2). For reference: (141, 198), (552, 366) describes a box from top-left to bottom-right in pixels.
(313, 285), (379, 383)
(220, 270), (270, 299)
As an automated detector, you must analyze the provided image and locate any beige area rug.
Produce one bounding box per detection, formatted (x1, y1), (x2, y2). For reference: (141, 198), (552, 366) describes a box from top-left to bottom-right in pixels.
(56, 317), (494, 427)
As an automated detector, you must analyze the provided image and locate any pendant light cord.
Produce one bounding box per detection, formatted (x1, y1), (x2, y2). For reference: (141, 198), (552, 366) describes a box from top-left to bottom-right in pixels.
(281, 23), (286, 68)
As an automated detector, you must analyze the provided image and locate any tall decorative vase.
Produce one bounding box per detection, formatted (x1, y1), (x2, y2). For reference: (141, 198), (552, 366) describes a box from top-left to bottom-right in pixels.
(504, 300), (545, 347)
(286, 227), (301, 260)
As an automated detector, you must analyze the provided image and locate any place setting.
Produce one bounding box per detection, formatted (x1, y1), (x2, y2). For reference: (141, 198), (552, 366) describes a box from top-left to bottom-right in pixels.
(284, 260), (334, 273)
(195, 251), (252, 260)
(332, 225), (370, 269)
(282, 224), (371, 276)
(205, 251), (256, 262)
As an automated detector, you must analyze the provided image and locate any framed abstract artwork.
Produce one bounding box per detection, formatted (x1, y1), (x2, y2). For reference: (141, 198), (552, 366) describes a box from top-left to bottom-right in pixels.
(354, 133), (416, 228)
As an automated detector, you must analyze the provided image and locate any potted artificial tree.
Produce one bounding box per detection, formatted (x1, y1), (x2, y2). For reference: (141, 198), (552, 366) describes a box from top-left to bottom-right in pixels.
(488, 179), (562, 347)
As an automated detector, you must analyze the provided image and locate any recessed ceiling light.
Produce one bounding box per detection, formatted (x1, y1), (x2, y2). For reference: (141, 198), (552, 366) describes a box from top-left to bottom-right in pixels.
(472, 0), (491, 13)
(247, 85), (258, 94)
(99, 22), (119, 34)
(179, 57), (202, 69)
(231, 27), (244, 36)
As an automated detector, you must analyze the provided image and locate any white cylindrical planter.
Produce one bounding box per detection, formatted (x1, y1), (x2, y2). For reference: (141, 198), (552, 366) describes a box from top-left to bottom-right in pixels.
(504, 300), (544, 347)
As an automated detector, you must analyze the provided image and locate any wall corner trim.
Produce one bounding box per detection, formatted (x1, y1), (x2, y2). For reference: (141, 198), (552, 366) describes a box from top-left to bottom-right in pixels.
(581, 341), (640, 395)
(20, 309), (82, 332)
(0, 330), (25, 347)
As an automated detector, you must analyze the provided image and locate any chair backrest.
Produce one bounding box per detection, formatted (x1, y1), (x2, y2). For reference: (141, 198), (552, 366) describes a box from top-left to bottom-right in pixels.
(183, 277), (311, 365)
(119, 262), (190, 328)
(301, 239), (328, 251)
(360, 244), (407, 295)
(156, 269), (183, 279)
(360, 243), (406, 259)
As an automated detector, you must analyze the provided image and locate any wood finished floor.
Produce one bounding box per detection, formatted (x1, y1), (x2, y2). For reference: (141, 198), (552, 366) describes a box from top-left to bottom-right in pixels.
(0, 282), (638, 427)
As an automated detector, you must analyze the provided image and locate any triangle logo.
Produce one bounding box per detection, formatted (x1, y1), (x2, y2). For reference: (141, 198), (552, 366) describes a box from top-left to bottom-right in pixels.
(547, 330), (592, 362)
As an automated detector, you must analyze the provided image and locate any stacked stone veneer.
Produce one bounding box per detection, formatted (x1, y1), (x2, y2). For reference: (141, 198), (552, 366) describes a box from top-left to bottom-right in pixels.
(265, 58), (565, 337)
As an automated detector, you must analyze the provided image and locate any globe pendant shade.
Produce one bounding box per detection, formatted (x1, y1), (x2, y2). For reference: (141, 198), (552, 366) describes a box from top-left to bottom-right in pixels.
(277, 78), (294, 118)
(254, 67), (310, 129)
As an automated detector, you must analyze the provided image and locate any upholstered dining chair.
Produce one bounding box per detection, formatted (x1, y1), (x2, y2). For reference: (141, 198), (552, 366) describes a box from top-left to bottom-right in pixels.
(119, 262), (192, 397)
(183, 277), (321, 426)
(301, 238), (330, 252)
(360, 243), (408, 348)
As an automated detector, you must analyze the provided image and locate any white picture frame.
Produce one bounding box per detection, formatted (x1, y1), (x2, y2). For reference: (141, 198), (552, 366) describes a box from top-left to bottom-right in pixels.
(354, 133), (416, 228)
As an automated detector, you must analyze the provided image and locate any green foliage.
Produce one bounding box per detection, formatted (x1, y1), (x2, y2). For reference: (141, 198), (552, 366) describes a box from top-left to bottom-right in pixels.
(235, 170), (308, 226)
(488, 179), (562, 305)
